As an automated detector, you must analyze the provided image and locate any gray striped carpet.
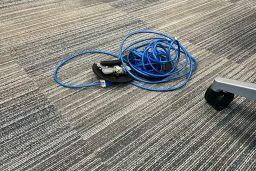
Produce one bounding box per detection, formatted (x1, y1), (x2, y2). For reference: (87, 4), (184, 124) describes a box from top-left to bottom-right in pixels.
(1, 0), (256, 170)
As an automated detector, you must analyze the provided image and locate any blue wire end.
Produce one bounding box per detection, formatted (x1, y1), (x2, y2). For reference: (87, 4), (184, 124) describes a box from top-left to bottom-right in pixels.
(100, 80), (112, 87)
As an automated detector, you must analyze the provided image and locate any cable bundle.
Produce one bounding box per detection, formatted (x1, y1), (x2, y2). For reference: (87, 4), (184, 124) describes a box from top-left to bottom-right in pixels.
(54, 30), (197, 91)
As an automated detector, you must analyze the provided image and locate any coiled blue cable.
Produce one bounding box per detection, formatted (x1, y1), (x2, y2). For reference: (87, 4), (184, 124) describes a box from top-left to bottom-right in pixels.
(53, 30), (197, 92)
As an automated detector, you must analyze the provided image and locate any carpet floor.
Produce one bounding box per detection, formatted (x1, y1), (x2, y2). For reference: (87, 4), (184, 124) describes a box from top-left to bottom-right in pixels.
(1, 0), (256, 170)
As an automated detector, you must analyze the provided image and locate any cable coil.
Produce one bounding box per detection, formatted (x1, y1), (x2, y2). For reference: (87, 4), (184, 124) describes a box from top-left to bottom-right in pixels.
(54, 30), (197, 92)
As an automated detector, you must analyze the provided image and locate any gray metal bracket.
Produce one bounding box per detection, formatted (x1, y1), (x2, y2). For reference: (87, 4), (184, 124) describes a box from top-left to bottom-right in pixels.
(211, 77), (256, 100)
(205, 77), (256, 110)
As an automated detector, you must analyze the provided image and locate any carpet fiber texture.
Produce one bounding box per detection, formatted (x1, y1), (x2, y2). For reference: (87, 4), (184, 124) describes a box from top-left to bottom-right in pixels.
(1, 0), (256, 170)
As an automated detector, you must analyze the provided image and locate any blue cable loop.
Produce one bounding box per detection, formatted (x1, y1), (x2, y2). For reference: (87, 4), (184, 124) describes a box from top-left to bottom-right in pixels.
(53, 30), (197, 91)
(53, 50), (118, 88)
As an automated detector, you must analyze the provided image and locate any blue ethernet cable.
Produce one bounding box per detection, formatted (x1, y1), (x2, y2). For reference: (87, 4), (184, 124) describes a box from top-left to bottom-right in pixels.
(53, 30), (197, 92)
